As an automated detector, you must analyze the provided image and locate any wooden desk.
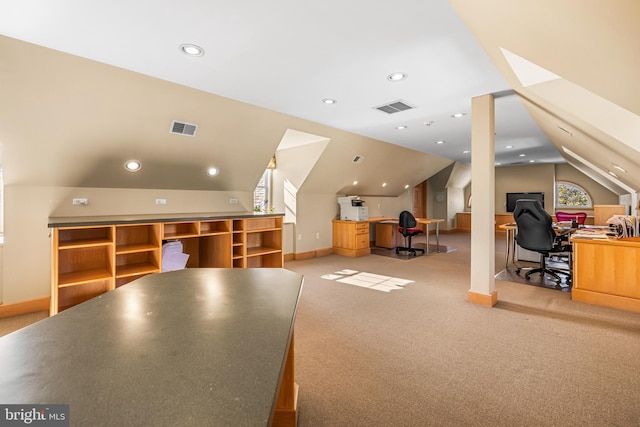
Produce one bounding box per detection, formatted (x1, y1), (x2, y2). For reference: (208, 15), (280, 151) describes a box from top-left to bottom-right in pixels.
(373, 218), (444, 255)
(418, 218), (444, 254)
(0, 269), (303, 426)
(572, 237), (640, 313)
(333, 217), (444, 256)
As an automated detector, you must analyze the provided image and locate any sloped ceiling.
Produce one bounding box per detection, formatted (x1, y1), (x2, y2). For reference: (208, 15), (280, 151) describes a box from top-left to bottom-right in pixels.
(450, 0), (640, 195)
(302, 133), (452, 196)
(0, 35), (450, 195)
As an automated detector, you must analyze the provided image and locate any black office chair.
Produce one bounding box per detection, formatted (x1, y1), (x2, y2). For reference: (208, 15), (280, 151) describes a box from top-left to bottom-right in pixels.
(396, 211), (425, 256)
(513, 199), (572, 285)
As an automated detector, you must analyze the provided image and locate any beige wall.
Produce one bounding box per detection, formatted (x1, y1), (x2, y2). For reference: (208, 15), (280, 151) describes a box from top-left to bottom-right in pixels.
(0, 245), (3, 304)
(463, 163), (621, 216)
(1, 185), (252, 304)
(495, 164), (555, 213)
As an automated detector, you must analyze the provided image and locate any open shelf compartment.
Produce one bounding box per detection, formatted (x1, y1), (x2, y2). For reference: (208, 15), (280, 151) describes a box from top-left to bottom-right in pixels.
(57, 225), (114, 249)
(162, 221), (200, 239)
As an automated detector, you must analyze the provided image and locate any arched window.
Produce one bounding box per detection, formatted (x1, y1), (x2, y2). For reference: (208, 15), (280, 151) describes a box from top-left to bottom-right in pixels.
(555, 181), (592, 208)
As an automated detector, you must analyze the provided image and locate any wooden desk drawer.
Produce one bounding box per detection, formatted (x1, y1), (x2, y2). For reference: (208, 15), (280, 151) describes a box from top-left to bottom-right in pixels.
(355, 234), (369, 249)
(355, 223), (369, 234)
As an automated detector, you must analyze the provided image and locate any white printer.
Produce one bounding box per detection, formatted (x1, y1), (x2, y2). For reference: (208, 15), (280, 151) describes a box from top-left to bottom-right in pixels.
(338, 196), (368, 221)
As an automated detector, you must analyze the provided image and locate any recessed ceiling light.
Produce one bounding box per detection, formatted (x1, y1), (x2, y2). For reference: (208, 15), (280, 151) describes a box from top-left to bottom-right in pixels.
(180, 44), (204, 57)
(396, 125), (407, 130)
(352, 180), (358, 186)
(435, 140), (445, 145)
(451, 113), (466, 118)
(529, 160), (535, 163)
(519, 153), (526, 157)
(206, 167), (219, 176)
(505, 145), (513, 149)
(382, 182), (387, 187)
(424, 121), (434, 127)
(404, 184), (410, 189)
(124, 160), (142, 172)
(612, 163), (626, 173)
(463, 150), (470, 154)
(321, 98), (337, 104)
(608, 170), (618, 178)
(387, 72), (407, 82)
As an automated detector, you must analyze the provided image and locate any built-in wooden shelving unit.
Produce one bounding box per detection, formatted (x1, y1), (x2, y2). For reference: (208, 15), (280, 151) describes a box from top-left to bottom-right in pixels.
(50, 214), (283, 314)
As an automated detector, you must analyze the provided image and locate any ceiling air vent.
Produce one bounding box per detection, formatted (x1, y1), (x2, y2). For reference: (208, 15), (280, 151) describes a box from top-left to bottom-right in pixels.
(374, 100), (414, 114)
(352, 155), (364, 164)
(170, 120), (198, 137)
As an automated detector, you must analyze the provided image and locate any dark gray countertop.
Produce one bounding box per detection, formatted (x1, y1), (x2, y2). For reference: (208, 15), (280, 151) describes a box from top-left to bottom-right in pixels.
(48, 212), (284, 228)
(0, 268), (303, 426)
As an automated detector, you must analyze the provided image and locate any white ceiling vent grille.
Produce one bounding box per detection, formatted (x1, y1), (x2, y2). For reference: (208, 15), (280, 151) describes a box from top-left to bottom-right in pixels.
(374, 100), (414, 114)
(352, 155), (365, 164)
(170, 120), (198, 137)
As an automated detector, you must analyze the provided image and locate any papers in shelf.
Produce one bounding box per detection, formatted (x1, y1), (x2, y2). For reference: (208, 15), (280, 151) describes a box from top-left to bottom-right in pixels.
(162, 240), (190, 272)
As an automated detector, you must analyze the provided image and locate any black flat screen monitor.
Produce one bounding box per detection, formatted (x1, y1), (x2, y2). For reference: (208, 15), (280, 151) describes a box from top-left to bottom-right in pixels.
(506, 192), (544, 213)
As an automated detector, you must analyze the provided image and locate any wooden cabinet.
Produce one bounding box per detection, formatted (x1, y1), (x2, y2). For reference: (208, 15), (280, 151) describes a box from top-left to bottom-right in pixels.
(455, 212), (514, 232)
(456, 212), (471, 231)
(50, 214), (283, 314)
(375, 222), (404, 249)
(594, 205), (626, 225)
(572, 237), (640, 313)
(332, 220), (370, 257)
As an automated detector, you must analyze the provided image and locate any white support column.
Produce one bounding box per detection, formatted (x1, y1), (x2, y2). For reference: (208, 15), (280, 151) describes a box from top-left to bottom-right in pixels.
(468, 94), (497, 307)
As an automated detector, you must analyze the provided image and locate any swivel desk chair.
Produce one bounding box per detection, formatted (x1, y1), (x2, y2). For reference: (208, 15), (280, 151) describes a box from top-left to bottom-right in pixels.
(396, 211), (425, 256)
(514, 199), (573, 285)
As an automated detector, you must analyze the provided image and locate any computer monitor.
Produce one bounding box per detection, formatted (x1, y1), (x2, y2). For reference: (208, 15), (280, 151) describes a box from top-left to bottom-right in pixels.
(506, 192), (544, 213)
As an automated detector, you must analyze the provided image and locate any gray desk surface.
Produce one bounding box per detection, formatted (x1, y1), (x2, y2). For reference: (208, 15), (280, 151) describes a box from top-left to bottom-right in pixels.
(0, 268), (303, 426)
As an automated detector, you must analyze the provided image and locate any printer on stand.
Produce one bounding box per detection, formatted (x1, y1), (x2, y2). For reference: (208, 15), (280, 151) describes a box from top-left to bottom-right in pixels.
(338, 196), (368, 221)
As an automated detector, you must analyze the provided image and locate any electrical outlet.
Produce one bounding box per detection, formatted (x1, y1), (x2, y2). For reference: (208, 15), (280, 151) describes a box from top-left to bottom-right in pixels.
(315, 232), (320, 239)
(229, 198), (238, 204)
(72, 198), (88, 206)
(298, 234), (302, 241)
(155, 198), (167, 205)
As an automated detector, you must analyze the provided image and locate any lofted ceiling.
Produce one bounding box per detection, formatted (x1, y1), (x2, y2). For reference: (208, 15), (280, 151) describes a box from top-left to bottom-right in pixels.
(0, 0), (564, 168)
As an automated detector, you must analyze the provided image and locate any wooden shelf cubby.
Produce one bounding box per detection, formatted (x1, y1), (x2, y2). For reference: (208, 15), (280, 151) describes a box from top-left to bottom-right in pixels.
(162, 221), (200, 239)
(115, 223), (161, 286)
(52, 226), (116, 313)
(51, 214), (283, 314)
(57, 225), (114, 249)
(200, 219), (231, 236)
